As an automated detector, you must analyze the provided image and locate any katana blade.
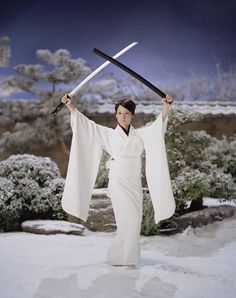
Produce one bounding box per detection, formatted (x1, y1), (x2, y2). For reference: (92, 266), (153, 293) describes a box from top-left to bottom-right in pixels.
(93, 48), (166, 98)
(51, 42), (138, 117)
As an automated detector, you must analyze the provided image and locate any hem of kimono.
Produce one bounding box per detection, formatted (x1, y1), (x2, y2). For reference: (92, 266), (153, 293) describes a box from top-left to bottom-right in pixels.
(61, 204), (88, 222)
(154, 208), (176, 225)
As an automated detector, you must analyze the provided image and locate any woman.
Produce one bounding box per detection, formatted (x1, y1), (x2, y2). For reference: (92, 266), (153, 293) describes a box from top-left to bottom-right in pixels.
(61, 94), (175, 268)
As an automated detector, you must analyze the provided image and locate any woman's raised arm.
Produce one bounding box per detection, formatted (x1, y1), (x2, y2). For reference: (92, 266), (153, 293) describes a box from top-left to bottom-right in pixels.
(161, 94), (173, 121)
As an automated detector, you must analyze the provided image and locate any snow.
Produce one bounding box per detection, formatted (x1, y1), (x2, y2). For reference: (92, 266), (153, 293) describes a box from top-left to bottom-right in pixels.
(203, 197), (236, 207)
(184, 196), (236, 209)
(1, 211), (236, 298)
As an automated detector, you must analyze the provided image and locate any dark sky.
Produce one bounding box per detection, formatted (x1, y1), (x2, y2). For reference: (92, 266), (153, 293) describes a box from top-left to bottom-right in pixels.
(1, 0), (236, 87)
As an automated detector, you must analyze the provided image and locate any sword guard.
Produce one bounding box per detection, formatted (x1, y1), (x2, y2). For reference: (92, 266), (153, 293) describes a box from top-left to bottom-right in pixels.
(164, 98), (174, 105)
(65, 94), (71, 100)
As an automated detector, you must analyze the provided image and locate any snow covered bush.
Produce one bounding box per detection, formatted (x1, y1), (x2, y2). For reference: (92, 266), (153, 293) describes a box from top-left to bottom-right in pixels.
(167, 105), (203, 131)
(0, 177), (21, 231)
(198, 161), (236, 199)
(165, 107), (236, 211)
(166, 129), (212, 177)
(172, 164), (236, 211)
(0, 154), (67, 231)
(171, 168), (209, 211)
(204, 134), (236, 180)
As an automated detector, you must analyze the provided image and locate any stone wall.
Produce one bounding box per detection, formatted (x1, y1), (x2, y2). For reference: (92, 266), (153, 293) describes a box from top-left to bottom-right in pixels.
(179, 115), (236, 139)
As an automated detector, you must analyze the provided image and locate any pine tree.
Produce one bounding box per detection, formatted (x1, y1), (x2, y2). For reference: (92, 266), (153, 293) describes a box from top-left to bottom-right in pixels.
(2, 49), (91, 164)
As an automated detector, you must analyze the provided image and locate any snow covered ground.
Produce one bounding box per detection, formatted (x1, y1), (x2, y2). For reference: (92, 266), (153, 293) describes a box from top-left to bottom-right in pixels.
(0, 197), (236, 298)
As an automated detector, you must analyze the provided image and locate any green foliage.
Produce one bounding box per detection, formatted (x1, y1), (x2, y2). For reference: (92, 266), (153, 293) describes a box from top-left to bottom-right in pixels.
(141, 191), (161, 236)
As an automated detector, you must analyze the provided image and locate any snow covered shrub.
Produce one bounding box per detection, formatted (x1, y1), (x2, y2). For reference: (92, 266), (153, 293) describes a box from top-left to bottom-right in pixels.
(165, 107), (236, 211)
(166, 130), (212, 177)
(42, 178), (66, 220)
(171, 162), (235, 215)
(205, 134), (236, 180)
(198, 161), (236, 200)
(0, 154), (67, 231)
(0, 153), (60, 183)
(167, 105), (202, 131)
(0, 178), (21, 231)
(171, 166), (211, 212)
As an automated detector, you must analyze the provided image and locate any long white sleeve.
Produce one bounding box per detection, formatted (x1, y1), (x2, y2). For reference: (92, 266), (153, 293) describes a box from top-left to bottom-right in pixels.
(61, 109), (110, 221)
(136, 111), (175, 224)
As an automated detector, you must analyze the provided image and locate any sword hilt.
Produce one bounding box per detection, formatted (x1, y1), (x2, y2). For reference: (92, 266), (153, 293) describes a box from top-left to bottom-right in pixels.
(50, 94), (71, 117)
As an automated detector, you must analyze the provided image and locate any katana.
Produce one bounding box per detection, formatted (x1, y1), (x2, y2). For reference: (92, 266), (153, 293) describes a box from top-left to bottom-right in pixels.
(51, 42), (138, 117)
(93, 48), (166, 98)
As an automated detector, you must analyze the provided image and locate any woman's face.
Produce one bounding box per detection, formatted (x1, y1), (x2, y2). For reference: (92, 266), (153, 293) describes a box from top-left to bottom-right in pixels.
(116, 105), (133, 129)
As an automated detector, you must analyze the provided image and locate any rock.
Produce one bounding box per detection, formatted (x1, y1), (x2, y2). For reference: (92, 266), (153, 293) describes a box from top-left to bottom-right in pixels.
(85, 189), (116, 232)
(176, 205), (236, 232)
(63, 189), (116, 232)
(21, 220), (85, 235)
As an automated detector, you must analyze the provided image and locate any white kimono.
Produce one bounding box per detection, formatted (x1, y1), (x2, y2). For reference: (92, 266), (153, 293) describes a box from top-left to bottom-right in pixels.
(61, 108), (175, 267)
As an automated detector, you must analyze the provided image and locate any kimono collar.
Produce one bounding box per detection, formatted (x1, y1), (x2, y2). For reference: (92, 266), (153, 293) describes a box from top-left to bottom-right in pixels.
(118, 123), (130, 136)
(116, 123), (134, 137)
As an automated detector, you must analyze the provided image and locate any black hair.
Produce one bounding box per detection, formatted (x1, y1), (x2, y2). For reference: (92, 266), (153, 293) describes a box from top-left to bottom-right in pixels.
(114, 99), (136, 115)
